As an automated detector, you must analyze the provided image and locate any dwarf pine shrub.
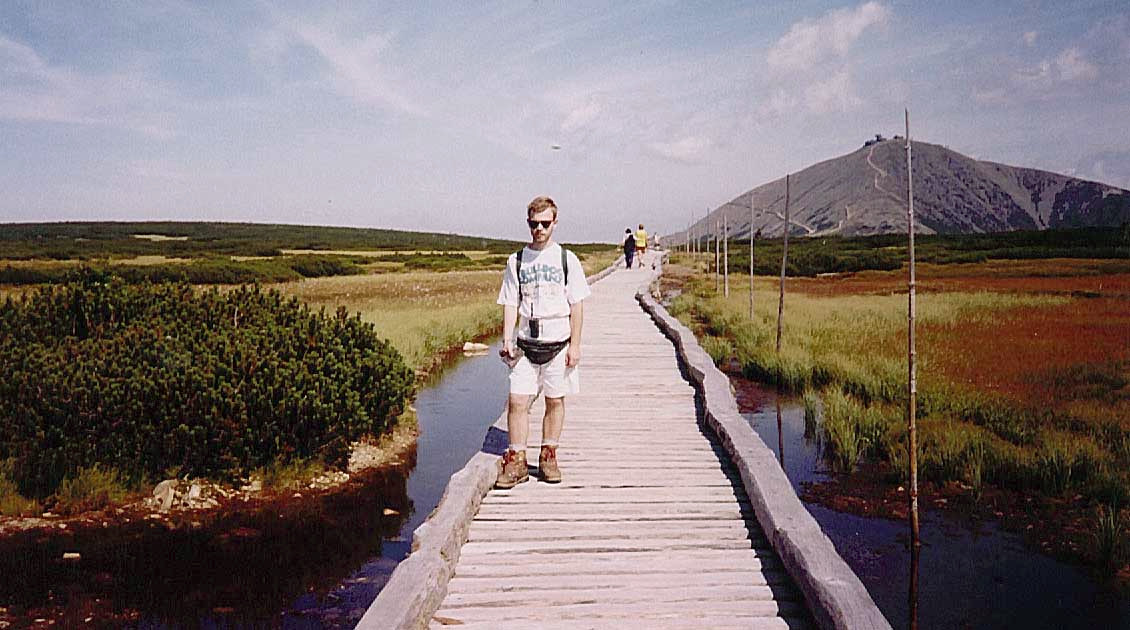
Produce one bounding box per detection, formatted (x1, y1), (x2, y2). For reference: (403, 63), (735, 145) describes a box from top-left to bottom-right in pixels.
(0, 271), (415, 498)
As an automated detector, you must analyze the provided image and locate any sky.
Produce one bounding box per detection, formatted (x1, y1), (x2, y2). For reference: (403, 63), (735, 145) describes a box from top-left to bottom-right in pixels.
(2, 1), (1128, 243)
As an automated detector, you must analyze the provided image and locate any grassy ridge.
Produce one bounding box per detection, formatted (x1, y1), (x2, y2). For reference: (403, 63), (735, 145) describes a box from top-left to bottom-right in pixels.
(0, 221), (525, 260)
(689, 225), (1129, 277)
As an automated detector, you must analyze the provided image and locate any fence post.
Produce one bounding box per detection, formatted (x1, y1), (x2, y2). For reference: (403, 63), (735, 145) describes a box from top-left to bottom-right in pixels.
(905, 109), (921, 630)
(776, 174), (790, 354)
(723, 212), (729, 297)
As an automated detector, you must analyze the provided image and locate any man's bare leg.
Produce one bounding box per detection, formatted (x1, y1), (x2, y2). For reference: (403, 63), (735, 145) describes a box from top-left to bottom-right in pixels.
(495, 393), (533, 489)
(507, 393), (532, 450)
(542, 396), (564, 444)
(539, 396), (565, 482)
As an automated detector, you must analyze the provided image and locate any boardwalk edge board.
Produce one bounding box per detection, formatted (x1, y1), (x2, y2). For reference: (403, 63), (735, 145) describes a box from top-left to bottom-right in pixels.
(636, 283), (893, 630)
(357, 261), (620, 630)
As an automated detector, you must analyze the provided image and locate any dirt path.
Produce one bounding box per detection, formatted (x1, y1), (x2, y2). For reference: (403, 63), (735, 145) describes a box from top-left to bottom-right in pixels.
(867, 144), (905, 204)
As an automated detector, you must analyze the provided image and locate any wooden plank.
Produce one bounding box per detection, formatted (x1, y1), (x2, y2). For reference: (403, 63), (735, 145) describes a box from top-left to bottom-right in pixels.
(432, 599), (807, 622)
(445, 568), (795, 592)
(440, 583), (801, 608)
(449, 554), (785, 578)
(430, 617), (811, 630)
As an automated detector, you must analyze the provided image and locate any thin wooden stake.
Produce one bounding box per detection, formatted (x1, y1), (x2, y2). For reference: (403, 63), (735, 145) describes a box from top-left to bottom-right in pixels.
(723, 212), (729, 297)
(715, 220), (721, 292)
(776, 174), (790, 354)
(906, 109), (921, 630)
(749, 205), (756, 319)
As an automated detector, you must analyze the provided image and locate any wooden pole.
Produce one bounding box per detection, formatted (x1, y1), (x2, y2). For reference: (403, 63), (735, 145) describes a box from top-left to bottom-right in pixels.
(905, 109), (921, 630)
(723, 211), (730, 297)
(715, 220), (720, 292)
(749, 205), (756, 319)
(776, 174), (790, 354)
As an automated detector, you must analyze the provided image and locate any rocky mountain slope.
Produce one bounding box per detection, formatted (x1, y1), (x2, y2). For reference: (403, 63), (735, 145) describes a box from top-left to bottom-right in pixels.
(674, 138), (1130, 241)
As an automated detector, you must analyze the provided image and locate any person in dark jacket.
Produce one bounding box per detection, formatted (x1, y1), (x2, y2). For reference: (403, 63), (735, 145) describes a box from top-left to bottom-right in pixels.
(622, 228), (635, 269)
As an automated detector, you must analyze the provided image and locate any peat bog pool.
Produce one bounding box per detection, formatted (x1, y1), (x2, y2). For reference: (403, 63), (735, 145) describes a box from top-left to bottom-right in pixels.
(737, 379), (1130, 630)
(0, 341), (508, 629)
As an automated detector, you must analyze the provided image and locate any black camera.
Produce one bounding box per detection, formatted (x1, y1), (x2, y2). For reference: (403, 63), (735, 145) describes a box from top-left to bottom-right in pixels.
(528, 318), (540, 339)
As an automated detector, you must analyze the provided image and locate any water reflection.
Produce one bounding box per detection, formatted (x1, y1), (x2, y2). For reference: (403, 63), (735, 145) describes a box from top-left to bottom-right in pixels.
(738, 379), (1129, 630)
(0, 462), (412, 627)
(1, 340), (510, 628)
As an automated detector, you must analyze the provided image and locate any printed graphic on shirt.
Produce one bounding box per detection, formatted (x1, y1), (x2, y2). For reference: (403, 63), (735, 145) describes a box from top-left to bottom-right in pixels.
(520, 262), (567, 314)
(519, 264), (564, 286)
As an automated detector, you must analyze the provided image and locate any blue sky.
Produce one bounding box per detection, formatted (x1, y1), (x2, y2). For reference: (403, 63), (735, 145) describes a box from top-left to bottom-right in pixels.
(2, 1), (1127, 242)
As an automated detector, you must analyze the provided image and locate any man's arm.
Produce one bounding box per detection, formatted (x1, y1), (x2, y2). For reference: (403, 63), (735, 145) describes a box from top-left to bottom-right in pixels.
(500, 304), (518, 360)
(566, 301), (583, 368)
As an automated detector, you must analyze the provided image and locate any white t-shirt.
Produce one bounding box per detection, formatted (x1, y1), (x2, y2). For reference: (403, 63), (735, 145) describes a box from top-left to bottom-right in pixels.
(497, 243), (591, 342)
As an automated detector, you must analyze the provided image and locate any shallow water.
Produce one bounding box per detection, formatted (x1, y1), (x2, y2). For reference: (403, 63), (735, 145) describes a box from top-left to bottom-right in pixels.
(743, 383), (1130, 630)
(0, 342), (509, 629)
(285, 340), (508, 626)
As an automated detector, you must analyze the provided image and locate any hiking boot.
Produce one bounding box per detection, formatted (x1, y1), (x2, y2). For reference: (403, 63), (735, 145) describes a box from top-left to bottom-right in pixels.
(538, 445), (562, 483)
(495, 449), (528, 489)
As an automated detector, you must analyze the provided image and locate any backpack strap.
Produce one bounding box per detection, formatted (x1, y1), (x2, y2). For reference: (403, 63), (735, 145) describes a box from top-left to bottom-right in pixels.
(561, 247), (569, 286)
(515, 248), (524, 305)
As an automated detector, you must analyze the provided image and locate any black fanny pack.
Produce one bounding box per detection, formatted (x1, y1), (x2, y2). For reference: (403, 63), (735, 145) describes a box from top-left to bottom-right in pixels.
(517, 338), (570, 365)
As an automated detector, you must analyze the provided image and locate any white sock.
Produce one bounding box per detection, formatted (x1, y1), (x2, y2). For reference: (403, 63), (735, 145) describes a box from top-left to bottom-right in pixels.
(541, 440), (558, 449)
(508, 444), (526, 454)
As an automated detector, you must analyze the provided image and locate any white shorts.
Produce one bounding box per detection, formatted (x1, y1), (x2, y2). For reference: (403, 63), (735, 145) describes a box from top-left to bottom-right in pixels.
(508, 346), (580, 398)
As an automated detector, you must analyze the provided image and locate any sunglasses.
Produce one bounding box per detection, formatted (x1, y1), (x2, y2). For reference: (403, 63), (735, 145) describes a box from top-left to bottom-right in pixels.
(527, 219), (554, 230)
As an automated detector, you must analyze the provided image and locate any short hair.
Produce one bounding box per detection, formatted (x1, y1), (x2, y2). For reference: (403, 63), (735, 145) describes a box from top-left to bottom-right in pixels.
(638, 223), (644, 229)
(527, 196), (557, 219)
(625, 228), (632, 233)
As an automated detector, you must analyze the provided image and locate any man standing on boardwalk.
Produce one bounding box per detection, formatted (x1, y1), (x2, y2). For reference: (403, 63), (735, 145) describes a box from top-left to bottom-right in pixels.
(495, 196), (591, 488)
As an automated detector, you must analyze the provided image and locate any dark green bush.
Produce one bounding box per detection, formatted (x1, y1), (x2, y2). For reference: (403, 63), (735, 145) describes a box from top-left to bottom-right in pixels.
(0, 271), (415, 497)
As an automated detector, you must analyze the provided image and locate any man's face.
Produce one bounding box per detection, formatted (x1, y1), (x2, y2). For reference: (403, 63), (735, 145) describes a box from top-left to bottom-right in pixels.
(527, 208), (556, 245)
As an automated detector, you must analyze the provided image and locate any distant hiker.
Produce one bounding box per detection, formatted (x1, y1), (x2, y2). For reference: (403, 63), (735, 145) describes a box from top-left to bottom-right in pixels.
(622, 228), (635, 269)
(495, 196), (591, 488)
(634, 223), (648, 268)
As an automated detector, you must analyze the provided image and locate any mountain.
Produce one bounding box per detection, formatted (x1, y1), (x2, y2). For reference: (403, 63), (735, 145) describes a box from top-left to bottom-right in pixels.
(672, 138), (1130, 242)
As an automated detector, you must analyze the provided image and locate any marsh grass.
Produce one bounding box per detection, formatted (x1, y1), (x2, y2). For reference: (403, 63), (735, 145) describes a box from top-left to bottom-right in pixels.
(51, 465), (130, 516)
(700, 335), (733, 365)
(258, 457), (326, 491)
(272, 270), (501, 370)
(802, 389), (821, 439)
(1092, 502), (1126, 571)
(0, 468), (42, 517)
(274, 251), (618, 371)
(670, 267), (1130, 509)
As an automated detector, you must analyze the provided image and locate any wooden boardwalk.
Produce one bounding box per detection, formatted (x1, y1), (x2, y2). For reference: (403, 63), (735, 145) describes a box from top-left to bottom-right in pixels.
(429, 257), (813, 629)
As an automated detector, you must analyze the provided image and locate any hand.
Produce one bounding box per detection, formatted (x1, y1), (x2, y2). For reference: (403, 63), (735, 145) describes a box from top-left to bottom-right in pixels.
(499, 340), (515, 363)
(565, 343), (581, 368)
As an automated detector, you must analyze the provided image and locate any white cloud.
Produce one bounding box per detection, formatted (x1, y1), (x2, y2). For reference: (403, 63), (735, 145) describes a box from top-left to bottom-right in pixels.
(269, 13), (424, 116)
(647, 136), (712, 163)
(767, 1), (889, 73)
(1054, 47), (1098, 81)
(803, 69), (862, 113)
(0, 34), (176, 138)
(1013, 46), (1098, 88)
(560, 99), (604, 133)
(1023, 31), (1038, 46)
(758, 3), (889, 118)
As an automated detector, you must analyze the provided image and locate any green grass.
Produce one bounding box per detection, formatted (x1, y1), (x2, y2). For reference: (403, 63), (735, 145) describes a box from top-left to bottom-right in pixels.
(669, 273), (1129, 509)
(51, 465), (130, 516)
(0, 472), (42, 517)
(257, 457), (327, 491)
